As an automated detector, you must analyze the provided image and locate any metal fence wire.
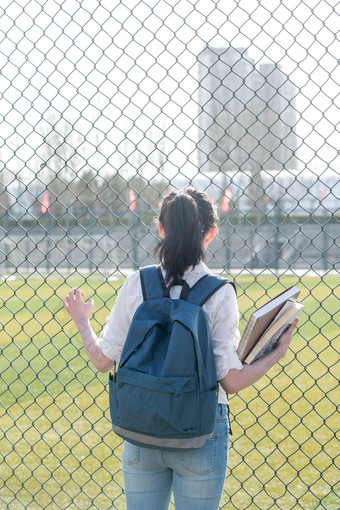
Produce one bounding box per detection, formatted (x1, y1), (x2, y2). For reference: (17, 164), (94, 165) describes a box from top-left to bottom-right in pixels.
(0, 0), (339, 509)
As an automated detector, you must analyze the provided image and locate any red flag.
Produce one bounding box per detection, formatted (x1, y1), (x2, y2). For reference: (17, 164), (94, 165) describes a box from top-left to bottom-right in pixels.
(129, 189), (136, 212)
(221, 188), (233, 213)
(41, 190), (50, 213)
(319, 186), (325, 210)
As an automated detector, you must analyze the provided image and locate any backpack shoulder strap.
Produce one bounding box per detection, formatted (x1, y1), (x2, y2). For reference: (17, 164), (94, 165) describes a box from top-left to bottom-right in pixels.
(187, 274), (236, 307)
(140, 265), (166, 301)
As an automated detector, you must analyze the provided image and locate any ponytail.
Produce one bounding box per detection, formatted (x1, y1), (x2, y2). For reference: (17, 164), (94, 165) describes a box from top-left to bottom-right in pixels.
(155, 188), (217, 284)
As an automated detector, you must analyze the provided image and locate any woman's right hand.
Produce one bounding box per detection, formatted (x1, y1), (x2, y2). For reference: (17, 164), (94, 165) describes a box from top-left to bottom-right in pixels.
(275, 318), (299, 360)
(63, 289), (94, 323)
(220, 317), (299, 394)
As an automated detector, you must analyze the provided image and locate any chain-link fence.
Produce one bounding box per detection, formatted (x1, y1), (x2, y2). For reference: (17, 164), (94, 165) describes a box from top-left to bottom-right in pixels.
(1, 1), (339, 509)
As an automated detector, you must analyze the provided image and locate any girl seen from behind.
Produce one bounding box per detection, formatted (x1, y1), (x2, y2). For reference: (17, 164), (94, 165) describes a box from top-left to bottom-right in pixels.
(63, 187), (298, 510)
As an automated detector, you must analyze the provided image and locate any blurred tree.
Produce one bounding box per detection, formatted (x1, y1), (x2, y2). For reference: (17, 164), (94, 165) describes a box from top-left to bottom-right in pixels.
(245, 163), (272, 216)
(98, 172), (128, 219)
(36, 115), (82, 219)
(70, 167), (102, 224)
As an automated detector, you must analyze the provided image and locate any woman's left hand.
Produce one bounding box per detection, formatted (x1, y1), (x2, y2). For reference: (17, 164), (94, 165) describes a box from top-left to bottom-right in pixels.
(63, 289), (94, 322)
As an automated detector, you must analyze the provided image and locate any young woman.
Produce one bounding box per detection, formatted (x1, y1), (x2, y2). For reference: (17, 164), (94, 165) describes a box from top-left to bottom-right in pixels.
(63, 187), (298, 510)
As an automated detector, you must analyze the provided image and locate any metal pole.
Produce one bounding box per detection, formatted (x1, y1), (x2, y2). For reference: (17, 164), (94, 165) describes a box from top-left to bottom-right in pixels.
(225, 214), (230, 271)
(45, 211), (51, 272)
(130, 212), (138, 271)
(322, 208), (328, 272)
(2, 212), (10, 273)
(274, 203), (280, 272)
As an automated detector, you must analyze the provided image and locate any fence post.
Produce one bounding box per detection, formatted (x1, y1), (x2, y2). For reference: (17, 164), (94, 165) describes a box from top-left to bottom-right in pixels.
(274, 202), (282, 272)
(130, 213), (138, 270)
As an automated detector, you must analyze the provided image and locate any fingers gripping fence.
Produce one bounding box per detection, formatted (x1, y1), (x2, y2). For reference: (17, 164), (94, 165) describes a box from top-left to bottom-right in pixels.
(0, 0), (339, 509)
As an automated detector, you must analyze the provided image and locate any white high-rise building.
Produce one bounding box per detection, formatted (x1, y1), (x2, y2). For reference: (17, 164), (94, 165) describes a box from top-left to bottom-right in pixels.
(197, 46), (297, 175)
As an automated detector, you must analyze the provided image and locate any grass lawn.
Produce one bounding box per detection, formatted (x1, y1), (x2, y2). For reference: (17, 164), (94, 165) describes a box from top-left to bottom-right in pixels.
(0, 272), (339, 509)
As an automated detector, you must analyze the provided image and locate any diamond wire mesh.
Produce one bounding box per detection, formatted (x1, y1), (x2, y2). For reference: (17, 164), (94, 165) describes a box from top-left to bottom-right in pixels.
(0, 0), (339, 509)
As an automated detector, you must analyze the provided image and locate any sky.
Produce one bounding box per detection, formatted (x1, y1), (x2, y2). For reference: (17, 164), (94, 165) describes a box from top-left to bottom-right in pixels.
(0, 0), (339, 185)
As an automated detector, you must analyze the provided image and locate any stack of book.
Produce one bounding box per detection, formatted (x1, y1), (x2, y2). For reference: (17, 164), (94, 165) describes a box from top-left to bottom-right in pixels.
(237, 286), (304, 364)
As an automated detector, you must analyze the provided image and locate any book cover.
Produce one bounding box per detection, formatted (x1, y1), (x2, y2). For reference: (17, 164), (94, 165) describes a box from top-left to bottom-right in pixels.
(244, 301), (304, 364)
(237, 286), (301, 362)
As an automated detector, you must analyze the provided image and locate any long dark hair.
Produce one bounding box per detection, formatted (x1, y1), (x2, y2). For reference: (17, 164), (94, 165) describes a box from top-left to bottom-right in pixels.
(155, 187), (217, 284)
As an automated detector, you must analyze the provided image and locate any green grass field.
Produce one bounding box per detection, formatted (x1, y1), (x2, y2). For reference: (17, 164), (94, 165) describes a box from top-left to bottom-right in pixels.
(1, 273), (339, 509)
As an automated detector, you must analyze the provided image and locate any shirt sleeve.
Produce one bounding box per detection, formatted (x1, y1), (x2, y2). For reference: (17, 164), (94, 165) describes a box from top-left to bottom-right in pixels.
(207, 282), (243, 381)
(99, 271), (143, 362)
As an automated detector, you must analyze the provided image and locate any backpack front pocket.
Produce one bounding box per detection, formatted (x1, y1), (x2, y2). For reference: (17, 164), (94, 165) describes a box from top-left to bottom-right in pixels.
(112, 369), (200, 438)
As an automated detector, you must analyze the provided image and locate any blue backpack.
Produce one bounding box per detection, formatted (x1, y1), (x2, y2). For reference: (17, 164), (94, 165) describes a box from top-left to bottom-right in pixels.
(109, 265), (234, 450)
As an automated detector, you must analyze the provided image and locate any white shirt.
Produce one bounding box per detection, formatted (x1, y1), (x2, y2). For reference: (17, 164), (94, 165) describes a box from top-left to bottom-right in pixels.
(99, 261), (243, 404)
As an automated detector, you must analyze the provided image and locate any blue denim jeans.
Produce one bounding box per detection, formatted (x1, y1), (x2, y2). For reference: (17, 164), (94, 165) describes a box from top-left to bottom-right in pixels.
(122, 404), (229, 510)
